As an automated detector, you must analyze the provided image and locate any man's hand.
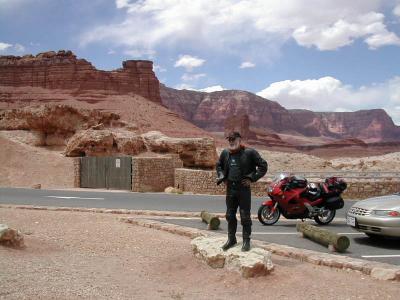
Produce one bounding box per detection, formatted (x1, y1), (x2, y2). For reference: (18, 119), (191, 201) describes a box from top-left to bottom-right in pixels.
(241, 178), (252, 187)
(216, 176), (225, 185)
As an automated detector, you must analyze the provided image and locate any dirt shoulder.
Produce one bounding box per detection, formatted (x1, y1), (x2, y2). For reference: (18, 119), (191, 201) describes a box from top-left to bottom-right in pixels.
(0, 208), (398, 299)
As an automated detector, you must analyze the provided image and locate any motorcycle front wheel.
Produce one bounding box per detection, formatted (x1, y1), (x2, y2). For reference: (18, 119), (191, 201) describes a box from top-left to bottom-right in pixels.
(258, 205), (280, 225)
(314, 208), (336, 225)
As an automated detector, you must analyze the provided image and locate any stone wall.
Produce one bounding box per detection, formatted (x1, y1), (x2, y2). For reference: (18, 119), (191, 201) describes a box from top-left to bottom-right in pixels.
(132, 156), (182, 192)
(174, 168), (400, 199)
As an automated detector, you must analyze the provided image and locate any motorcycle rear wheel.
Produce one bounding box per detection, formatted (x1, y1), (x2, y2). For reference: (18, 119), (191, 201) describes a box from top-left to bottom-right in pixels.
(314, 209), (336, 225)
(258, 205), (280, 225)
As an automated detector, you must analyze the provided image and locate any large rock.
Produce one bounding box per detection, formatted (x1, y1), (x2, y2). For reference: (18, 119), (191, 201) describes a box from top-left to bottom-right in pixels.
(0, 104), (130, 146)
(65, 128), (145, 157)
(65, 129), (116, 156)
(0, 50), (161, 103)
(141, 131), (217, 168)
(0, 104), (123, 134)
(0, 224), (25, 248)
(191, 236), (274, 278)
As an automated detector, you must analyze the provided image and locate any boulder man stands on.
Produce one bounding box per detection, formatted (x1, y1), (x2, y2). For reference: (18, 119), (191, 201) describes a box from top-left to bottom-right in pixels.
(216, 131), (268, 252)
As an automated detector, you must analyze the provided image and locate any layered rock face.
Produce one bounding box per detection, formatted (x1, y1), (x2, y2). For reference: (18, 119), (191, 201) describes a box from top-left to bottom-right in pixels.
(160, 85), (299, 133)
(141, 131), (217, 168)
(0, 50), (161, 103)
(161, 85), (400, 142)
(1, 103), (217, 168)
(289, 109), (400, 142)
(0, 104), (128, 145)
(65, 129), (217, 168)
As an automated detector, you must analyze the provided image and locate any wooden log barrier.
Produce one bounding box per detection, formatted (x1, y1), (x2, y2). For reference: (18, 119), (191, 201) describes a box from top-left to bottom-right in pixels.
(200, 211), (220, 230)
(296, 223), (350, 253)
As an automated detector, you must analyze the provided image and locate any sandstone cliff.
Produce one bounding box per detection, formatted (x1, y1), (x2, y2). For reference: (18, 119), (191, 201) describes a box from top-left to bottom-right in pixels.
(289, 109), (400, 142)
(160, 85), (299, 133)
(160, 85), (400, 142)
(0, 50), (161, 103)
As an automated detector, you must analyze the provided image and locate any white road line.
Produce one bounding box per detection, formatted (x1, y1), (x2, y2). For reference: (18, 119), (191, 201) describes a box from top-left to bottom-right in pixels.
(45, 196), (105, 200)
(246, 232), (364, 235)
(250, 232), (297, 235)
(362, 255), (400, 258)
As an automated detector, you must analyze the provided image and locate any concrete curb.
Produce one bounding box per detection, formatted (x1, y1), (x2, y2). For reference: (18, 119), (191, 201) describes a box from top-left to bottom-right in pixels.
(0, 204), (201, 218)
(2, 204), (399, 281)
(120, 217), (400, 282)
(0, 204), (266, 220)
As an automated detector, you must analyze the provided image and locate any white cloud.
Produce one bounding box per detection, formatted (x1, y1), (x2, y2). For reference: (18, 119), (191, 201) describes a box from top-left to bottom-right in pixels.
(181, 73), (206, 81)
(292, 12), (400, 50)
(0, 42), (12, 51)
(0, 42), (26, 53)
(80, 0), (400, 62)
(394, 4), (400, 17)
(115, 0), (130, 9)
(239, 61), (256, 69)
(153, 64), (166, 73)
(124, 48), (156, 58)
(174, 55), (205, 71)
(198, 85), (226, 93)
(108, 49), (116, 54)
(174, 84), (225, 92)
(257, 76), (400, 125)
(14, 43), (25, 52)
(174, 83), (194, 90)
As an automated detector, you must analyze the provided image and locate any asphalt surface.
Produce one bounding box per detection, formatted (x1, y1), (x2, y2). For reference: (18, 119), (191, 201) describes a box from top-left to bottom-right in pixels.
(0, 187), (399, 265)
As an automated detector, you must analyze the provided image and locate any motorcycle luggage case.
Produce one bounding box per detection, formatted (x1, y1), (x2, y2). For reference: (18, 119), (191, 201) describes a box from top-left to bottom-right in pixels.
(325, 196), (344, 210)
(287, 175), (308, 189)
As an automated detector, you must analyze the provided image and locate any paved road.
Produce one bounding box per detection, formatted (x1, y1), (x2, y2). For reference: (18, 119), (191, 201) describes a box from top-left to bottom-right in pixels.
(1, 187), (399, 265)
(0, 187), (351, 218)
(157, 217), (400, 266)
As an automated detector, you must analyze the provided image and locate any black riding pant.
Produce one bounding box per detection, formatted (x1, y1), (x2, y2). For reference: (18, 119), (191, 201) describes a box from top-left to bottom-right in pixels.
(225, 181), (252, 240)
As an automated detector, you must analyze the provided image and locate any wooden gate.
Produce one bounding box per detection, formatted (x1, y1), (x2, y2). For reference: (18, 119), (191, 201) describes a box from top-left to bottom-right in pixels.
(80, 157), (132, 190)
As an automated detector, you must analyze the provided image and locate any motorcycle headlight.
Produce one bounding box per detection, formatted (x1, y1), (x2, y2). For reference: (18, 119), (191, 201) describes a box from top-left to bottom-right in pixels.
(267, 186), (273, 193)
(372, 210), (400, 217)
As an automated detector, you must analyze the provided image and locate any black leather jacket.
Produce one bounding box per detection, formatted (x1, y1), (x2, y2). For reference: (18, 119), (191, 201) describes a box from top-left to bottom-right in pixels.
(216, 147), (268, 183)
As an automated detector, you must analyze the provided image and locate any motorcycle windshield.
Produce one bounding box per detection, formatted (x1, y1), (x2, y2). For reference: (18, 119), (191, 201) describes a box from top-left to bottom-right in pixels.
(272, 173), (290, 184)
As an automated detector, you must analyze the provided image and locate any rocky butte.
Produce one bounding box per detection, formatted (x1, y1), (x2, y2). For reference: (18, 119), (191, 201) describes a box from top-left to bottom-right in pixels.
(0, 50), (161, 103)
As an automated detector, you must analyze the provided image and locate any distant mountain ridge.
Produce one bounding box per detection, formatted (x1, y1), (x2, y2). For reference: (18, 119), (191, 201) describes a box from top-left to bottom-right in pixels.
(160, 84), (400, 142)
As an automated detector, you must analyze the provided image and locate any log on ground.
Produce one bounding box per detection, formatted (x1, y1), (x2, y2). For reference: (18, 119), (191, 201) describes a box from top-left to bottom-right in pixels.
(296, 222), (350, 252)
(200, 211), (220, 230)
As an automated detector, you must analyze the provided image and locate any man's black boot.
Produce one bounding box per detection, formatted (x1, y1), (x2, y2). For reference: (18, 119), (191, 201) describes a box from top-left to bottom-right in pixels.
(241, 238), (251, 252)
(222, 236), (237, 251)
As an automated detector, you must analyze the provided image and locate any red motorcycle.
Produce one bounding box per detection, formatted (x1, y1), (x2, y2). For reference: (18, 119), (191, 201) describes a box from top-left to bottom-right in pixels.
(258, 174), (347, 225)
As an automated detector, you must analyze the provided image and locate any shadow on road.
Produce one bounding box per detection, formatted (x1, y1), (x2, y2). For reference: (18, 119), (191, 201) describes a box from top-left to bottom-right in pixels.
(353, 236), (400, 250)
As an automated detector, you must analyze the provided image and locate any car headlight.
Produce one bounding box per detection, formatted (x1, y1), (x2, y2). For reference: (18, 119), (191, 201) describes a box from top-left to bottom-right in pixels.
(372, 210), (400, 217)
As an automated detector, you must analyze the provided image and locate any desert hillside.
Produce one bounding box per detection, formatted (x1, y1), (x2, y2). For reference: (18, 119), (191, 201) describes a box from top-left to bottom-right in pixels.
(0, 131), (74, 188)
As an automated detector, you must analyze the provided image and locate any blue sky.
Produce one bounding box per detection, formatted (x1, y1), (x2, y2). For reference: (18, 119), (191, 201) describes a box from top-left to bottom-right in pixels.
(1, 0), (400, 124)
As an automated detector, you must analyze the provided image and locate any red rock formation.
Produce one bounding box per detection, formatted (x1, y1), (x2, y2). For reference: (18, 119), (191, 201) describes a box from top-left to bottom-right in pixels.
(0, 50), (161, 103)
(161, 85), (400, 142)
(160, 86), (299, 133)
(289, 109), (400, 142)
(224, 114), (256, 140)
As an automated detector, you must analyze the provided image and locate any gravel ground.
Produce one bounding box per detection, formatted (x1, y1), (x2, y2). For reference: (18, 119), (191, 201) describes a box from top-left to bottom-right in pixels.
(0, 208), (399, 300)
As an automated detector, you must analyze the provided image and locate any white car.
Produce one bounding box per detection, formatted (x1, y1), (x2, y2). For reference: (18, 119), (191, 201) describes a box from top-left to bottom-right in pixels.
(347, 193), (400, 238)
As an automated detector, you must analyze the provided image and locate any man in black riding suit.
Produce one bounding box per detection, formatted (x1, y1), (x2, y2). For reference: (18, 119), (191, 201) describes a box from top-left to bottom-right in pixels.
(216, 131), (268, 251)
